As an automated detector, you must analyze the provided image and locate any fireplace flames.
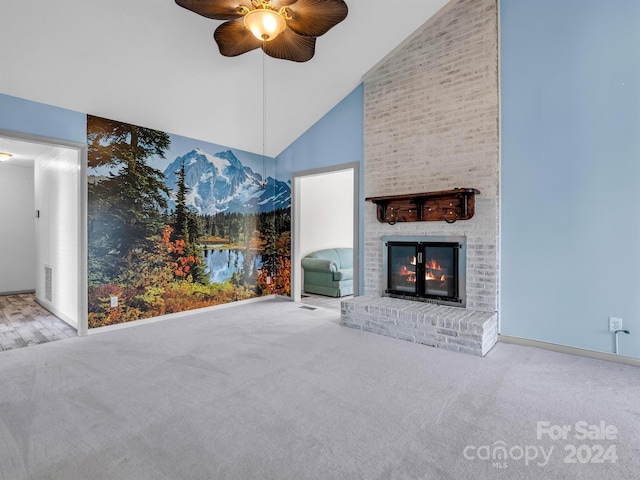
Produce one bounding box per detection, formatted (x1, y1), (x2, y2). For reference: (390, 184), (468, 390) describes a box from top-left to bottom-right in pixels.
(425, 258), (446, 282)
(399, 257), (446, 283)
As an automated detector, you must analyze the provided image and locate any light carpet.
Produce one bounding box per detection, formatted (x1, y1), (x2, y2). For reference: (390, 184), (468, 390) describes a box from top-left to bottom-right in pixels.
(0, 298), (638, 479)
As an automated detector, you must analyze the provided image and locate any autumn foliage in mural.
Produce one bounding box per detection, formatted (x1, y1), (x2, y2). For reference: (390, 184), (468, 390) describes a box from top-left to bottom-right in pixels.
(87, 115), (291, 328)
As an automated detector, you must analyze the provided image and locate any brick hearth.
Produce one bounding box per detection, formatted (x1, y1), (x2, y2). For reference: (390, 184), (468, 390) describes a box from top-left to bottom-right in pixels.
(341, 297), (497, 357)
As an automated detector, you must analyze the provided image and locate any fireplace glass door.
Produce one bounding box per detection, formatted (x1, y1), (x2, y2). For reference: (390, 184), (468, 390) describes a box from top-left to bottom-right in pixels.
(385, 240), (462, 305)
(422, 245), (457, 299)
(387, 242), (419, 295)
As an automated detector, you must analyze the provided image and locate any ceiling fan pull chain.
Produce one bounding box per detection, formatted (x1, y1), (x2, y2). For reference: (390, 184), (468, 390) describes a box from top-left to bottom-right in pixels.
(262, 53), (267, 187)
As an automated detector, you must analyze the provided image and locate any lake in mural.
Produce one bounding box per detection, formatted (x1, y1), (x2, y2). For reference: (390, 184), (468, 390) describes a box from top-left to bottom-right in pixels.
(203, 248), (263, 284)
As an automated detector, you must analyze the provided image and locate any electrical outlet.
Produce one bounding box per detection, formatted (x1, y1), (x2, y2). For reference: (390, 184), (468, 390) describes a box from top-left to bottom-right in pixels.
(609, 317), (622, 332)
(110, 296), (118, 308)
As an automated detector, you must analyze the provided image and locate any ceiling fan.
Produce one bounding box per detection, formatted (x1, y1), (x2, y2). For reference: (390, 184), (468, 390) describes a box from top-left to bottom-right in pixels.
(175, 0), (348, 62)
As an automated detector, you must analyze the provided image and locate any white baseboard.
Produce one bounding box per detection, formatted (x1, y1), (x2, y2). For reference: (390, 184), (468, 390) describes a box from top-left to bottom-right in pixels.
(34, 297), (78, 330)
(499, 334), (640, 367)
(1, 289), (36, 296)
(275, 294), (293, 302)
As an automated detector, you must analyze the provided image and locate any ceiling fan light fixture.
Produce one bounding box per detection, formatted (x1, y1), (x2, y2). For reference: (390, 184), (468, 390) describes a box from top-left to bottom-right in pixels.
(0, 152), (13, 162)
(243, 7), (287, 42)
(175, 0), (348, 62)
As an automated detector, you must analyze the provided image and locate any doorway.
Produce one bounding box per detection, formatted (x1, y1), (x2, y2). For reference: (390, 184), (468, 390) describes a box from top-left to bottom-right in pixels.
(291, 162), (359, 303)
(0, 130), (87, 336)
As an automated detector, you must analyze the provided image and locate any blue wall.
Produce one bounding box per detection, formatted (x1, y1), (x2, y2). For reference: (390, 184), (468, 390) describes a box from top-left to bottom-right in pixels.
(276, 85), (364, 175)
(500, 0), (640, 357)
(276, 84), (365, 293)
(0, 93), (86, 143)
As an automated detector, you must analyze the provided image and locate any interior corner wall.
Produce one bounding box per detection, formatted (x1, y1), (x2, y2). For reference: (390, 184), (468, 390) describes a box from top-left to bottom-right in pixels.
(34, 147), (80, 326)
(276, 84), (365, 292)
(500, 0), (640, 357)
(0, 165), (36, 294)
(363, 0), (500, 313)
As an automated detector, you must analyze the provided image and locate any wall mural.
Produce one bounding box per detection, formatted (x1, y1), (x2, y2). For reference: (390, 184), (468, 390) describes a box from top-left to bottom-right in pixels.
(87, 115), (291, 328)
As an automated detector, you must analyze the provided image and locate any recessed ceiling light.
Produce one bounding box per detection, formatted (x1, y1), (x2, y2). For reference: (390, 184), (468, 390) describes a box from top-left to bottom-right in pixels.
(0, 152), (13, 162)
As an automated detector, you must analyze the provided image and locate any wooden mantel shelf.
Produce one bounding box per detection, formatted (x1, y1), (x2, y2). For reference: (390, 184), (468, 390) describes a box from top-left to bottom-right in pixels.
(366, 188), (480, 224)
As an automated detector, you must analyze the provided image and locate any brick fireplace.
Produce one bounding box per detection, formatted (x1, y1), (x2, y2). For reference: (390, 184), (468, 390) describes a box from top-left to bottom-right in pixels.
(341, 0), (500, 356)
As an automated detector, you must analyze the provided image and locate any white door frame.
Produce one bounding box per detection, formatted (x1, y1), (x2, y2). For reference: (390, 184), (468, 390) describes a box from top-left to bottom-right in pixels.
(291, 162), (360, 302)
(0, 129), (88, 336)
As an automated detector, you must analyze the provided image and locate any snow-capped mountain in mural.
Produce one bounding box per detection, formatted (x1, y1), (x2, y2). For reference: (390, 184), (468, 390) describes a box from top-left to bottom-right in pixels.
(163, 148), (290, 214)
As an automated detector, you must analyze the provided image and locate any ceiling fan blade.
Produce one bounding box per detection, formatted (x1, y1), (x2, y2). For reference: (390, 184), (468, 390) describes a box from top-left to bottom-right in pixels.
(261, 29), (316, 62)
(175, 0), (251, 20)
(286, 0), (348, 38)
(271, 0), (298, 5)
(214, 18), (263, 57)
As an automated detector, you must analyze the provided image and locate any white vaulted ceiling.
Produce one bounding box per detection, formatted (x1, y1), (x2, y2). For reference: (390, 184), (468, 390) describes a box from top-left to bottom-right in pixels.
(0, 0), (449, 156)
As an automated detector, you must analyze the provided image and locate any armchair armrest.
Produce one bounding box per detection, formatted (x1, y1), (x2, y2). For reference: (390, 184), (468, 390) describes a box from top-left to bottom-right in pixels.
(301, 258), (338, 273)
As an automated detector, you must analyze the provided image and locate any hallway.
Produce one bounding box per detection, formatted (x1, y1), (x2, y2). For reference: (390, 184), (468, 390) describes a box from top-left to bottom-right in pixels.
(0, 293), (76, 351)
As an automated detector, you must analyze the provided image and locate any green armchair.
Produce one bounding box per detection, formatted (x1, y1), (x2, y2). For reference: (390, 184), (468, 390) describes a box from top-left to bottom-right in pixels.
(301, 248), (353, 297)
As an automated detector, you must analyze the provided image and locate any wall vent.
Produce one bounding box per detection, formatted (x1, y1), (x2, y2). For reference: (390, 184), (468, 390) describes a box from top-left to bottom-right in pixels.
(44, 265), (52, 302)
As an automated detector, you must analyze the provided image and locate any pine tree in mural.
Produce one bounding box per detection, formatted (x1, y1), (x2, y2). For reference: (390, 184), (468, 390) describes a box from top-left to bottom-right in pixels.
(173, 159), (189, 241)
(170, 159), (207, 284)
(87, 116), (170, 280)
(261, 215), (278, 276)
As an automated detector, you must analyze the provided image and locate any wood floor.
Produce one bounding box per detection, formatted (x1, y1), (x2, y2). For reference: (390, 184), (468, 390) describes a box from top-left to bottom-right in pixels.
(0, 293), (76, 351)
